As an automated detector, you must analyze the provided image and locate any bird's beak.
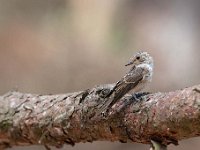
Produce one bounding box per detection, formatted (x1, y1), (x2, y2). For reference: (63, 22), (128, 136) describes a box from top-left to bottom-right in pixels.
(125, 60), (134, 66)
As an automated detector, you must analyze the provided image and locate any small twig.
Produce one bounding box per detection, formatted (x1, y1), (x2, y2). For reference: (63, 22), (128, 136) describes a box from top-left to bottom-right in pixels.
(150, 140), (167, 150)
(193, 88), (200, 93)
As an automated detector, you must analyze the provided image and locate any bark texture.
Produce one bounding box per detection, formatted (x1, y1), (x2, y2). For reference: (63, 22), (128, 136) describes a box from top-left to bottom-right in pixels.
(0, 84), (200, 149)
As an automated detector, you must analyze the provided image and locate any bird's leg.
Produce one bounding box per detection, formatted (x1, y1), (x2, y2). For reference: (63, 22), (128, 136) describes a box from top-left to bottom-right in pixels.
(130, 92), (150, 102)
(130, 93), (140, 102)
(135, 91), (150, 97)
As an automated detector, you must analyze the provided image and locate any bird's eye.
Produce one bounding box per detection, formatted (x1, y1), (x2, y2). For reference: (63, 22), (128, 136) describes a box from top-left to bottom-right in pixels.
(136, 56), (140, 60)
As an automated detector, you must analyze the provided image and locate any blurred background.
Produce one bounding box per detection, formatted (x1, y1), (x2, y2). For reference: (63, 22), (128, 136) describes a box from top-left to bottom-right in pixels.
(0, 0), (199, 150)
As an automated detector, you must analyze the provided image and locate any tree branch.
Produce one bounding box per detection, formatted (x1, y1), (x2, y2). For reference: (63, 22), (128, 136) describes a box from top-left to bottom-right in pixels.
(0, 83), (200, 149)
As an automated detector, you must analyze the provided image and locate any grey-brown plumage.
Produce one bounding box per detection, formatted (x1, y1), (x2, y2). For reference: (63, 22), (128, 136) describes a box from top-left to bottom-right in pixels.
(97, 51), (153, 115)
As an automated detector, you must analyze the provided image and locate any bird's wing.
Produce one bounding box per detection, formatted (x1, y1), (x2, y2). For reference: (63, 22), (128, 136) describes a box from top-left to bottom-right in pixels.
(113, 66), (144, 100)
(96, 66), (144, 115)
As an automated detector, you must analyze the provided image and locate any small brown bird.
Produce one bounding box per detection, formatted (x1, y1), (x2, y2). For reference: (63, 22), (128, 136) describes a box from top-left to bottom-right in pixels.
(98, 51), (154, 115)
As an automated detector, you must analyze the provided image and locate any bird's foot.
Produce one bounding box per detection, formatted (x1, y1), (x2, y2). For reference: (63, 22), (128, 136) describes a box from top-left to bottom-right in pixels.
(130, 93), (140, 102)
(130, 92), (150, 102)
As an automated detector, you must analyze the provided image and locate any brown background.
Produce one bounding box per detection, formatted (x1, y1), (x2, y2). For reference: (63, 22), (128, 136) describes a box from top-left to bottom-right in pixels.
(0, 0), (200, 149)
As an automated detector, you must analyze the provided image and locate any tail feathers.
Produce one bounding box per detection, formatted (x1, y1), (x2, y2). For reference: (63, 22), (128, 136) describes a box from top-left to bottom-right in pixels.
(95, 99), (113, 117)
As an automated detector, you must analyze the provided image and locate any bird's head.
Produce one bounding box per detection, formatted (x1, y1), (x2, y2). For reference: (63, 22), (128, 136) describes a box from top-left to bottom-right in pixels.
(125, 51), (153, 67)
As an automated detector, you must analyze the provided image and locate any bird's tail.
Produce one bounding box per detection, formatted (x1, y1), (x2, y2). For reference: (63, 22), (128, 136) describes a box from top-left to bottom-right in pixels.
(94, 98), (114, 117)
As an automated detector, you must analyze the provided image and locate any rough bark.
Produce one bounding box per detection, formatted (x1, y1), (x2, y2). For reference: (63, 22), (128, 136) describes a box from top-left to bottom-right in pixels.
(0, 83), (200, 149)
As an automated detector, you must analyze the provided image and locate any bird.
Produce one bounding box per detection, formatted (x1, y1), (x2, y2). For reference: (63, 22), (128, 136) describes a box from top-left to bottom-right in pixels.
(97, 51), (154, 115)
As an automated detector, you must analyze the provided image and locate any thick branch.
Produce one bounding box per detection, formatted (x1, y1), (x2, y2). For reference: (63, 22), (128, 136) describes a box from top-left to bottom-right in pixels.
(0, 83), (200, 149)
